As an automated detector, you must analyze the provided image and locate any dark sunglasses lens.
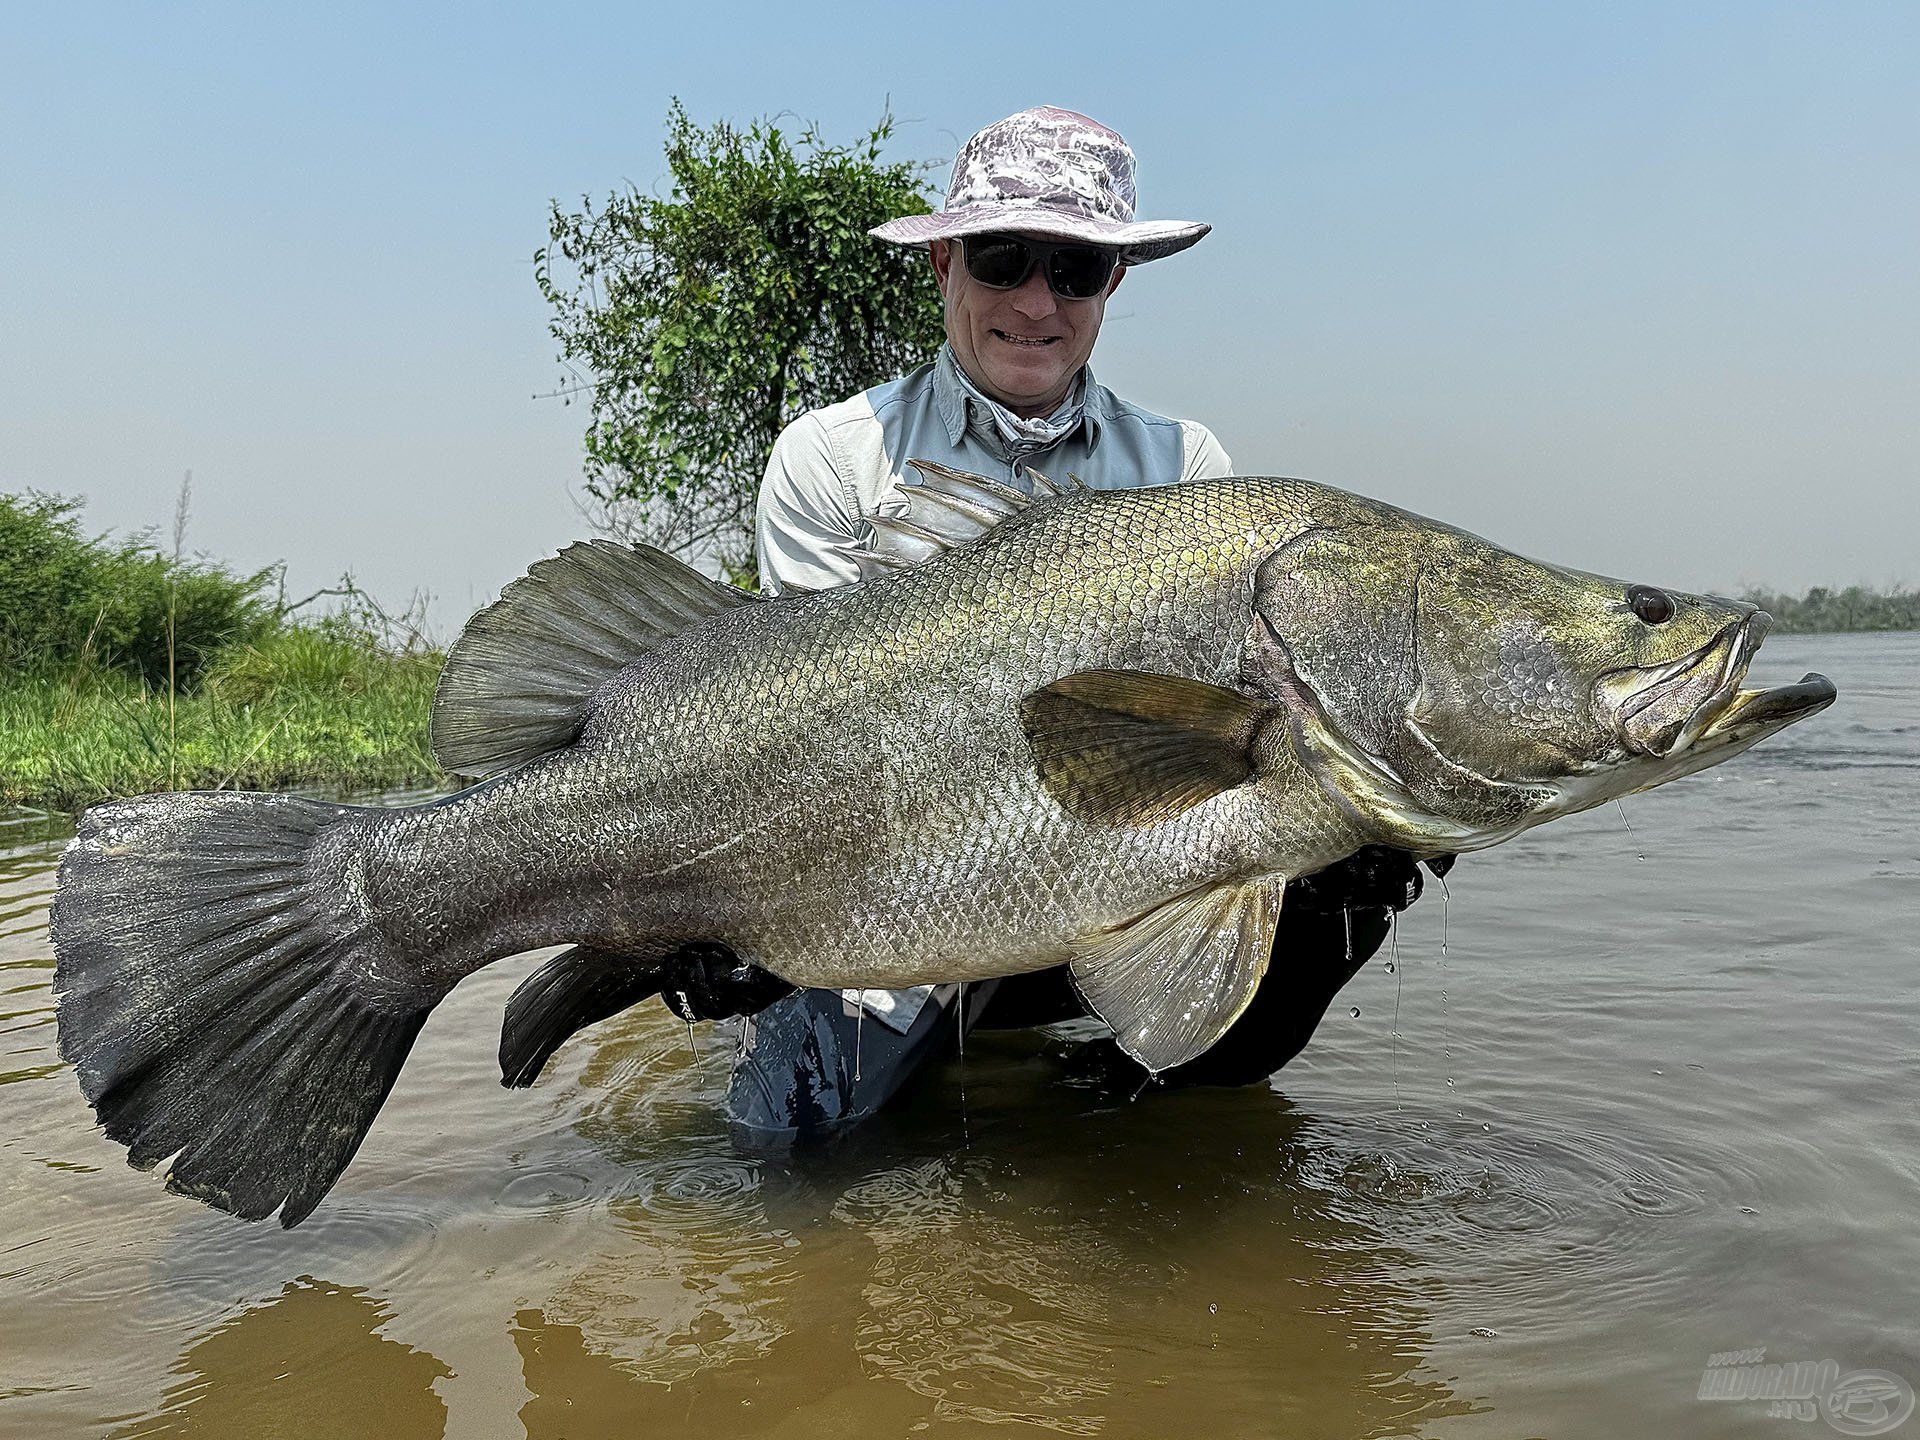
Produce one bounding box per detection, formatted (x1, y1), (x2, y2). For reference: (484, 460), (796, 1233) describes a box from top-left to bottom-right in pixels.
(964, 236), (1034, 289)
(1048, 245), (1116, 299)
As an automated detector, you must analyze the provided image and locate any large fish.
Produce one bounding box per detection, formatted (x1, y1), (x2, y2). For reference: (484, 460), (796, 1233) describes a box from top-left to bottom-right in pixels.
(51, 466), (1834, 1225)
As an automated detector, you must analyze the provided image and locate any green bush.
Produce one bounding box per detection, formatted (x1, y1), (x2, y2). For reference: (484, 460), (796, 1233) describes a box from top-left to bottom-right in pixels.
(0, 492), (277, 685)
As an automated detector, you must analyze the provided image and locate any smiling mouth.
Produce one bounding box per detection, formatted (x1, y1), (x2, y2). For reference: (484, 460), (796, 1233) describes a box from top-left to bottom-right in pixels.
(990, 330), (1061, 348)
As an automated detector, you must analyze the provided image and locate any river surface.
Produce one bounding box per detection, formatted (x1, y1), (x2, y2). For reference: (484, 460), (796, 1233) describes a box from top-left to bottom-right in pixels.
(2, 632), (1915, 1439)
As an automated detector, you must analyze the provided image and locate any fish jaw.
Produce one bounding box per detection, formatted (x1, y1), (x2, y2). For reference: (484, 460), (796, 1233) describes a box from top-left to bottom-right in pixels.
(1307, 614), (1837, 852)
(1538, 658), (1836, 820)
(1618, 671), (1837, 794)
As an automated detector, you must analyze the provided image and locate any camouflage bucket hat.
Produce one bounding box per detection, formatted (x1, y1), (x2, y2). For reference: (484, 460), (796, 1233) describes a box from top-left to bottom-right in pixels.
(869, 105), (1209, 266)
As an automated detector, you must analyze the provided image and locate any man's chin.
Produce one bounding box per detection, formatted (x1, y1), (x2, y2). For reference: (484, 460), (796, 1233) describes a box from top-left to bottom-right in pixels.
(977, 353), (1074, 411)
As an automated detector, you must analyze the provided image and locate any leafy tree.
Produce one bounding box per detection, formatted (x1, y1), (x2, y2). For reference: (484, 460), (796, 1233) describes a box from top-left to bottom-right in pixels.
(537, 102), (945, 582)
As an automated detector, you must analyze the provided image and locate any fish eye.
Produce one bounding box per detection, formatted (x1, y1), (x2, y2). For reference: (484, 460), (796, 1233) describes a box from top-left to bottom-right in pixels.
(1627, 585), (1676, 625)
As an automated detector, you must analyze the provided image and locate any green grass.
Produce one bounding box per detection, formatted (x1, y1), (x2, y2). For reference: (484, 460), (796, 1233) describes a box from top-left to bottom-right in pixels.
(0, 630), (445, 812)
(0, 488), (451, 812)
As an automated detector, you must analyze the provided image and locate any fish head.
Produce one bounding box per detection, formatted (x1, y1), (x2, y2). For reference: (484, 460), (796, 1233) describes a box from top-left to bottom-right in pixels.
(1241, 509), (1836, 854)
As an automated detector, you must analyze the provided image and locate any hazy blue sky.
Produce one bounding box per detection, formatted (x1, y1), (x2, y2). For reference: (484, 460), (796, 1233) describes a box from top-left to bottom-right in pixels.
(3, 2), (1914, 633)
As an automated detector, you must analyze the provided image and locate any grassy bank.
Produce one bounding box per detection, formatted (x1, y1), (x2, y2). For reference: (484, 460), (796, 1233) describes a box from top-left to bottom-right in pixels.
(2, 491), (445, 812)
(1, 629), (444, 812)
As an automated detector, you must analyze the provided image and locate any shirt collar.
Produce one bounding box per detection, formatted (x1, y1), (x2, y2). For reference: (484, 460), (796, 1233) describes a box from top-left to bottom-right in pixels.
(933, 344), (1105, 450)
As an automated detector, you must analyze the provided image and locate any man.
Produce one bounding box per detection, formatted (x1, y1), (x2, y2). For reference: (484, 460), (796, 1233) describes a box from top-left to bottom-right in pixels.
(756, 106), (1227, 591)
(727, 107), (1429, 1138)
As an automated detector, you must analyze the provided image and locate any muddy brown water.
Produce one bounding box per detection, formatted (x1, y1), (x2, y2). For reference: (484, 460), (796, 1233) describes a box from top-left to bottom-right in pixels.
(2, 632), (1915, 1439)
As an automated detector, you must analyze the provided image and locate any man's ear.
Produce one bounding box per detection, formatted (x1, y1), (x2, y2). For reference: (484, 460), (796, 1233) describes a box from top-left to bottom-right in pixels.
(930, 239), (954, 295)
(1106, 264), (1126, 299)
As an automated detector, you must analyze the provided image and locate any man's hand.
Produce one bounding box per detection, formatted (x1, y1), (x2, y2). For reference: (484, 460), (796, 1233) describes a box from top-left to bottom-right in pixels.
(1285, 846), (1455, 914)
(659, 944), (797, 1021)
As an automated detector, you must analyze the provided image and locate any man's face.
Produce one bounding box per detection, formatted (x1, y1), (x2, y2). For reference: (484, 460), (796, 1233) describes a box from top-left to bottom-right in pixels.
(931, 236), (1126, 419)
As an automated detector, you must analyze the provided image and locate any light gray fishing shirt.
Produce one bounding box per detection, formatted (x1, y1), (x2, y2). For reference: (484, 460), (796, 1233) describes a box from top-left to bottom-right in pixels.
(754, 344), (1232, 1030)
(756, 344), (1232, 596)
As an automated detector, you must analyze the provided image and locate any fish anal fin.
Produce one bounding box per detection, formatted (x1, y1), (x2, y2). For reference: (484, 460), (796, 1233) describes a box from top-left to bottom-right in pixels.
(433, 541), (755, 779)
(1070, 877), (1287, 1073)
(500, 942), (796, 1088)
(1021, 670), (1276, 826)
(499, 945), (666, 1088)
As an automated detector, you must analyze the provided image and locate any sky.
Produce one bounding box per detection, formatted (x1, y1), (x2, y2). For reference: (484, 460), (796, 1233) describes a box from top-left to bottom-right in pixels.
(3, 1), (1914, 635)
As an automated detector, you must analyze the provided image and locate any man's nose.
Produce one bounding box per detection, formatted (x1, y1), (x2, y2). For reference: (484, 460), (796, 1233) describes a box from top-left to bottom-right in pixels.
(1006, 267), (1058, 320)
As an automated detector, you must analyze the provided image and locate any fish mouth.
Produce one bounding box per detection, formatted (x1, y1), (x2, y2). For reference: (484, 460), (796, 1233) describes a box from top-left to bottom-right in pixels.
(1690, 671), (1837, 747)
(1598, 609), (1836, 762)
(1600, 611), (1772, 757)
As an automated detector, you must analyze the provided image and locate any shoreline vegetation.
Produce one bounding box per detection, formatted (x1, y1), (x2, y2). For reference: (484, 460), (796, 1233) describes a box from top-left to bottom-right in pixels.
(2, 491), (444, 813)
(1, 491), (1914, 814)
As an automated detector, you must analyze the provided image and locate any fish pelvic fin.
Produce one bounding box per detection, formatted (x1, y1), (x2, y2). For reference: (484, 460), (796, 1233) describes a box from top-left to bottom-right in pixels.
(51, 792), (445, 1227)
(1070, 877), (1288, 1073)
(433, 540), (756, 780)
(855, 459), (1079, 577)
(1020, 669), (1277, 826)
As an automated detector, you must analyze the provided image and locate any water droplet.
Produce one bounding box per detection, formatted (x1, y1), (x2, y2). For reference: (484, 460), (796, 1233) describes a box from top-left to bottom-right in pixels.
(1446, 1078), (1455, 1088)
(1384, 960), (1396, 974)
(1207, 1303), (1218, 1315)
(1349, 1006), (1361, 1018)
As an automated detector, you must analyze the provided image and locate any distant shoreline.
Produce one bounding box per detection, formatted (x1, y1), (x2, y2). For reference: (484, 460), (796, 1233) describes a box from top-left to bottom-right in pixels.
(1741, 587), (1918, 634)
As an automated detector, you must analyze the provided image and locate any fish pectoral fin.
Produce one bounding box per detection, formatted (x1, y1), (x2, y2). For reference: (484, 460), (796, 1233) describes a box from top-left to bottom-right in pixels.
(1069, 877), (1288, 1073)
(433, 541), (755, 780)
(1021, 669), (1277, 826)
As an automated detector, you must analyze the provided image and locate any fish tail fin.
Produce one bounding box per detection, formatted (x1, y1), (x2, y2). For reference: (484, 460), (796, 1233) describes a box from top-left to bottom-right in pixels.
(52, 792), (441, 1227)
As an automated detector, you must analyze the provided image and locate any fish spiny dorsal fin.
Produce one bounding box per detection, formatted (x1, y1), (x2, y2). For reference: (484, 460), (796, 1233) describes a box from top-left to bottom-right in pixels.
(855, 459), (1066, 576)
(905, 458), (1030, 511)
(1069, 877), (1288, 1072)
(432, 540), (755, 779)
(1025, 466), (1089, 498)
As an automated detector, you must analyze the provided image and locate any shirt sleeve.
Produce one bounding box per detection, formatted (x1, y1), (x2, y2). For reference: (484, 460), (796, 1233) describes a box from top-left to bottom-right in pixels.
(755, 413), (867, 595)
(1179, 421), (1234, 481)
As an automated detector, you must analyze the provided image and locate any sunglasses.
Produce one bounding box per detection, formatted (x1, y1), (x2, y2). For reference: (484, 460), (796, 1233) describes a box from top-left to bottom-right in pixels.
(960, 233), (1121, 300)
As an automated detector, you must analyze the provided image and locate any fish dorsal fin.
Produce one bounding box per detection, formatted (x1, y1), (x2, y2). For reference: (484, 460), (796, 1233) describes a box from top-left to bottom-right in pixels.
(1023, 465), (1088, 498)
(856, 459), (1081, 576)
(432, 540), (755, 778)
(1021, 670), (1277, 826)
(1070, 877), (1287, 1072)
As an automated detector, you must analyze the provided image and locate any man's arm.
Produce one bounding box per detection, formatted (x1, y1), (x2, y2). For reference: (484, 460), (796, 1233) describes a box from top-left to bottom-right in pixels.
(755, 414), (867, 595)
(1180, 421), (1233, 482)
